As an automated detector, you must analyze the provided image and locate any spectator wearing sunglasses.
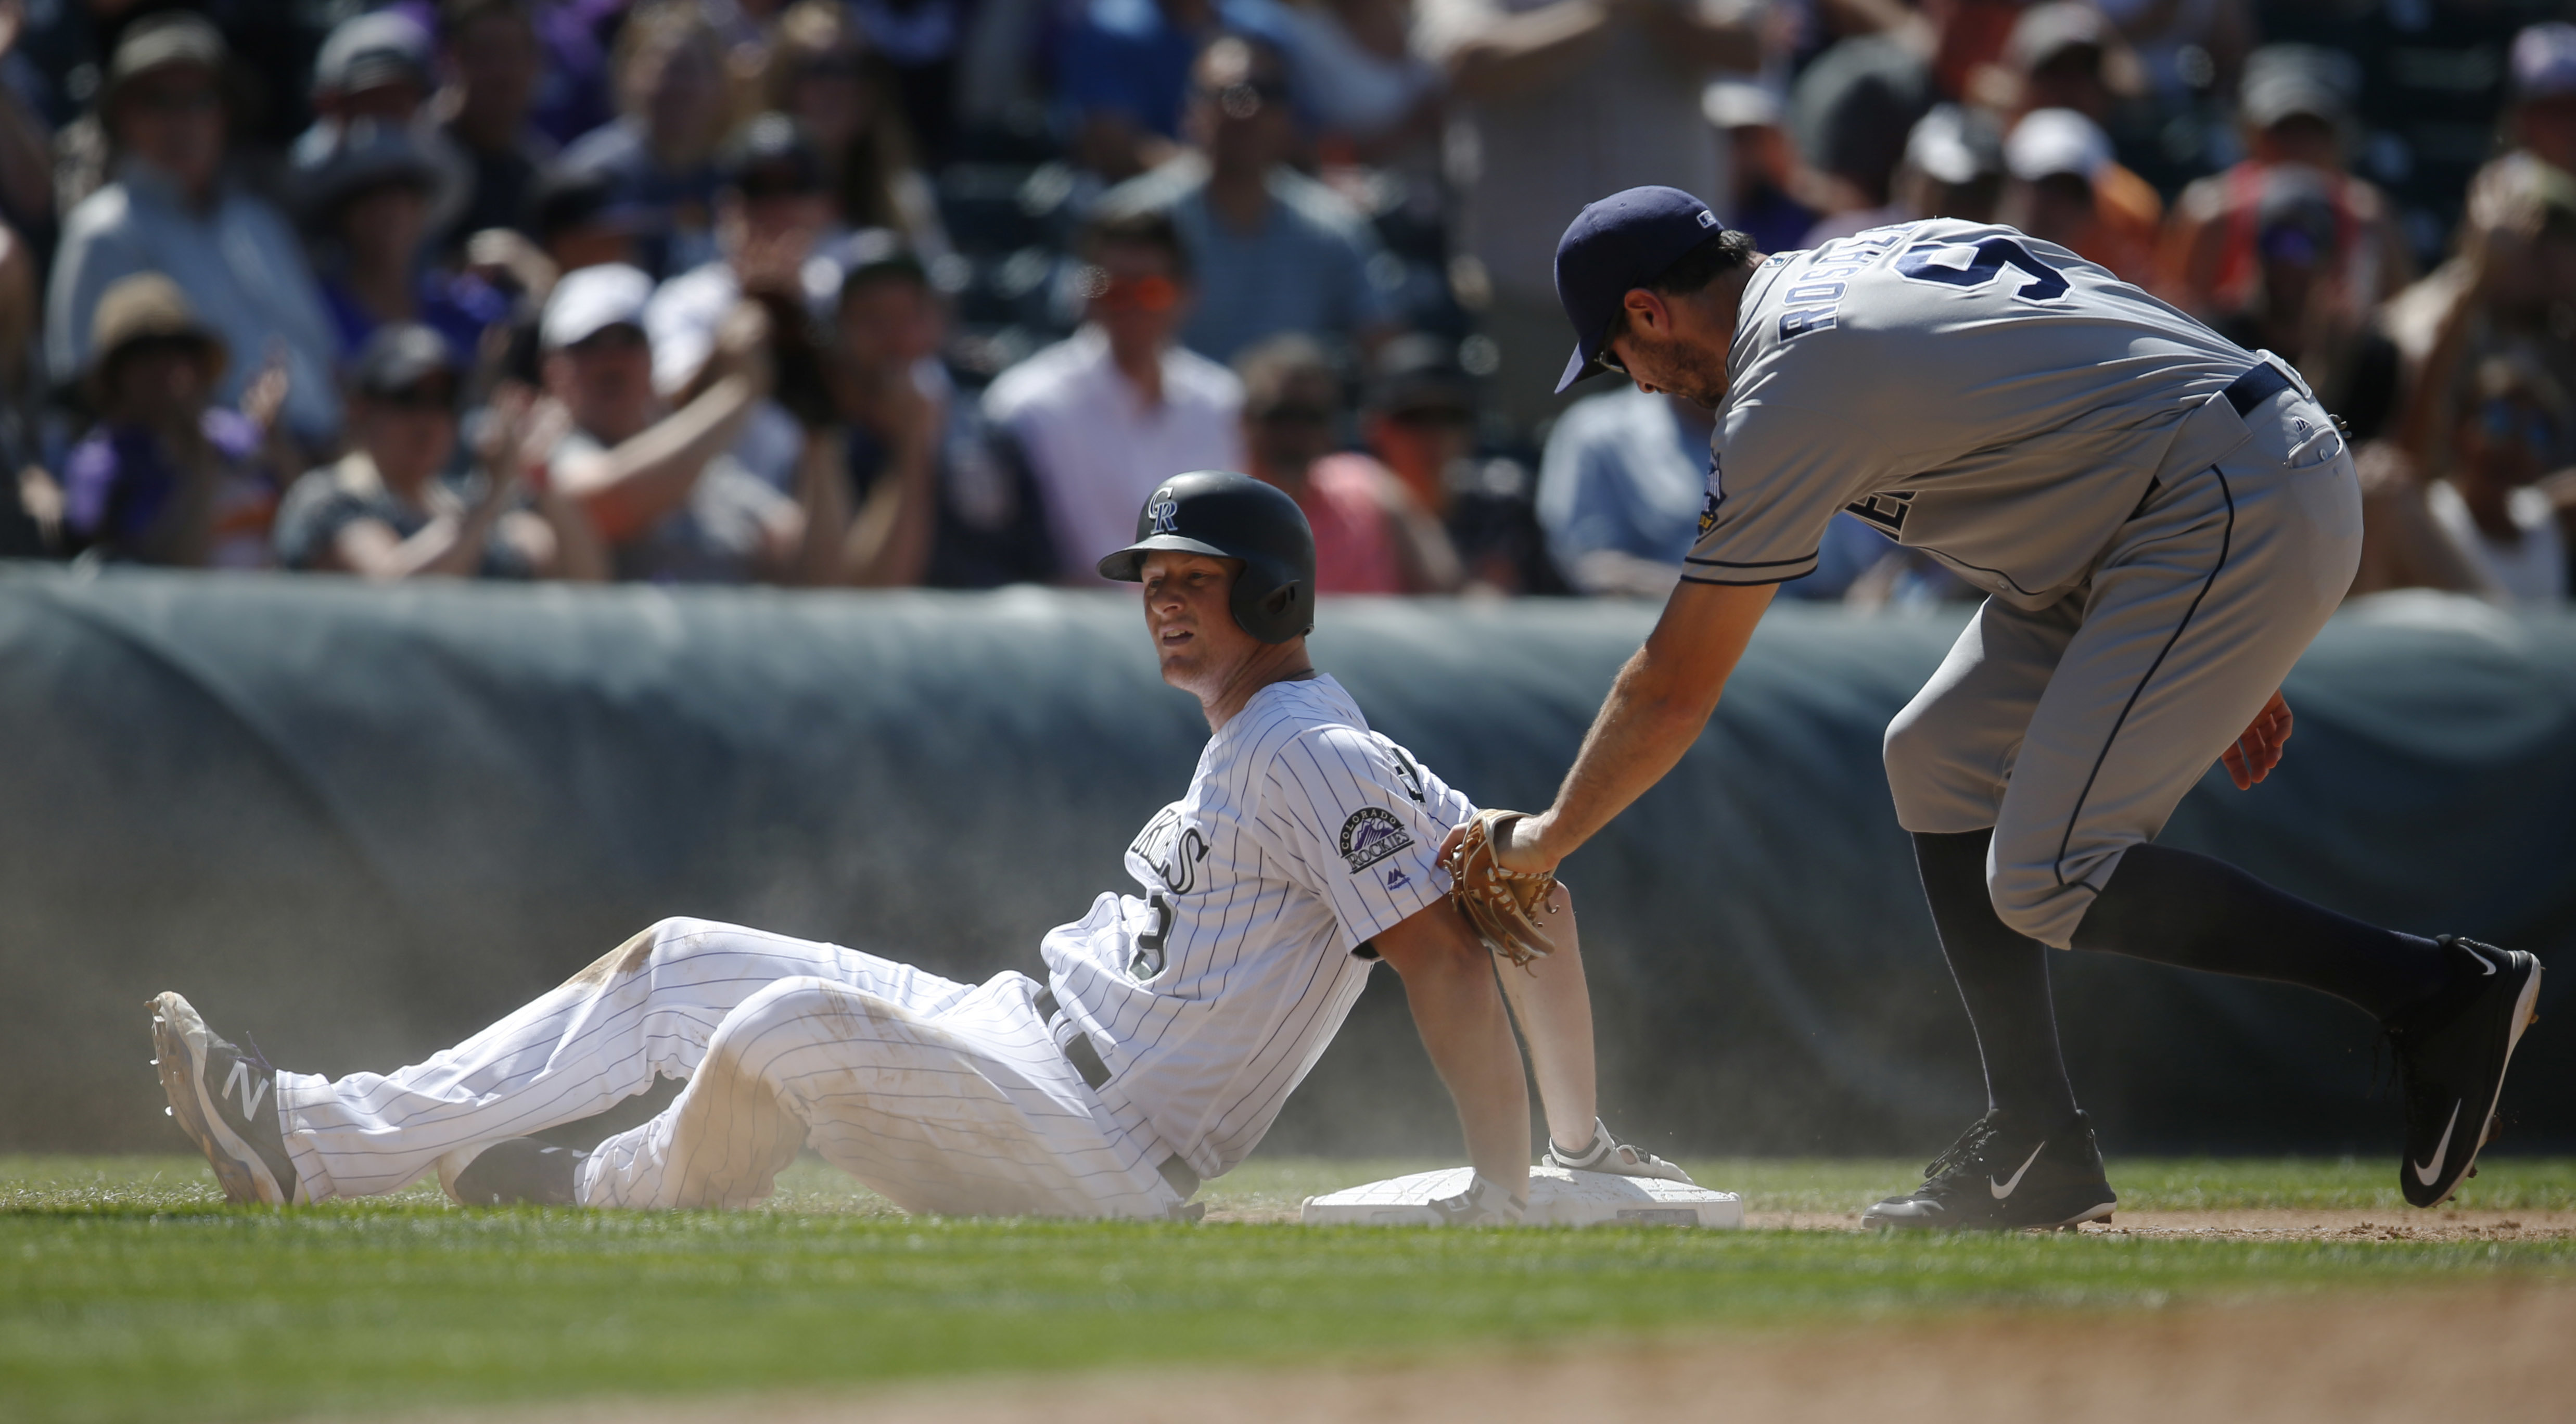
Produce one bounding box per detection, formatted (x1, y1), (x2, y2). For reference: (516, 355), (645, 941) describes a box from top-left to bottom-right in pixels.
(982, 208), (1243, 584)
(273, 323), (606, 581)
(48, 15), (343, 457)
(2425, 357), (2574, 607)
(1094, 35), (1398, 366)
(1235, 332), (1457, 594)
(1360, 334), (1555, 594)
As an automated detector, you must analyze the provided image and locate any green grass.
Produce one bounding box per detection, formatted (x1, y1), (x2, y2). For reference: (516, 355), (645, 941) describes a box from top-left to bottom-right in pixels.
(5, 1156), (2574, 1424)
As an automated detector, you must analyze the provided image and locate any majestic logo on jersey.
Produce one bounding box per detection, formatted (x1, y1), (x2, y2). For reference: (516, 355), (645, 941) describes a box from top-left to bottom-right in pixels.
(1337, 808), (1414, 873)
(1147, 492), (1180, 534)
(1846, 490), (1914, 534)
(1695, 455), (1724, 537)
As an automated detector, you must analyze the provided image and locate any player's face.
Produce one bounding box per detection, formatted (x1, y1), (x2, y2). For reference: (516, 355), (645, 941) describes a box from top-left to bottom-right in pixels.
(1141, 550), (1259, 692)
(1608, 312), (1732, 410)
(1605, 274), (1749, 411)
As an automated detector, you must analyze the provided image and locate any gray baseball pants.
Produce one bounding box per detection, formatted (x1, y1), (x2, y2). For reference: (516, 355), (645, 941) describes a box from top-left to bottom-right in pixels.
(1883, 385), (2363, 949)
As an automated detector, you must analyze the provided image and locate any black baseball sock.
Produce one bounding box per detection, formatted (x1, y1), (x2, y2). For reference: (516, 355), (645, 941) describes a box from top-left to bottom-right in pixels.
(2071, 842), (2452, 1021)
(1914, 829), (2079, 1125)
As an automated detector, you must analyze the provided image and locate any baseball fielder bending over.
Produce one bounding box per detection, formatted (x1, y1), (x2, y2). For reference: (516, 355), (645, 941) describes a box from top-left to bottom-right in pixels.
(1476, 188), (2543, 1229)
(150, 472), (1677, 1220)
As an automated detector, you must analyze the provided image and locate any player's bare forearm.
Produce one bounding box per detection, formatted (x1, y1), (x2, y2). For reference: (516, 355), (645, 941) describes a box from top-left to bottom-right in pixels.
(1374, 902), (1531, 1194)
(1523, 580), (1775, 867)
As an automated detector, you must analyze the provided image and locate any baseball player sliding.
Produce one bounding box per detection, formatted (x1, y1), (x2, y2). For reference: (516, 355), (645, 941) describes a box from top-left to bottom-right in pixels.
(1464, 187), (2543, 1229)
(149, 472), (1678, 1222)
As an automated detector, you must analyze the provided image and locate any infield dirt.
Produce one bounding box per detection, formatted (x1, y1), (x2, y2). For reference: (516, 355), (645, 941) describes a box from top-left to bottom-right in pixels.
(419, 1280), (2575, 1424)
(1200, 1204), (2576, 1238)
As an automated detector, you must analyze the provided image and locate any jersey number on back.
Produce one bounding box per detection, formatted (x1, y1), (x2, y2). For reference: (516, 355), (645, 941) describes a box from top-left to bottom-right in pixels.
(1894, 237), (2069, 302)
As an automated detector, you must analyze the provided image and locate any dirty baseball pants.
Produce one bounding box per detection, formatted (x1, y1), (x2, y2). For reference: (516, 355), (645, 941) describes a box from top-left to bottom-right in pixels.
(274, 918), (1184, 1216)
(1882, 380), (2446, 1120)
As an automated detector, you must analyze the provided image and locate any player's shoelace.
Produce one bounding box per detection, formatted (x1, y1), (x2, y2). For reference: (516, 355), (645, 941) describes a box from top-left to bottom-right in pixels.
(237, 1033), (278, 1086)
(1914, 1116), (2004, 1198)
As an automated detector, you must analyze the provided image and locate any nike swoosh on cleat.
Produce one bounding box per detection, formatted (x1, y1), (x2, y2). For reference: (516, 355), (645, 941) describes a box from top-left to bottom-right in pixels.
(1991, 1141), (2047, 1199)
(2413, 1102), (2460, 1187)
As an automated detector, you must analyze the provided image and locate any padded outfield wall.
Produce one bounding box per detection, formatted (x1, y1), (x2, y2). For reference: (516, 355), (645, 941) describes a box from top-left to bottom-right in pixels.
(3, 567), (2571, 1159)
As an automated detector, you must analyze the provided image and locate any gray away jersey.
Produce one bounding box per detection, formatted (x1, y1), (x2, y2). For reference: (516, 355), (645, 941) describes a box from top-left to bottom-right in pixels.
(1041, 673), (1474, 1183)
(1689, 219), (2265, 608)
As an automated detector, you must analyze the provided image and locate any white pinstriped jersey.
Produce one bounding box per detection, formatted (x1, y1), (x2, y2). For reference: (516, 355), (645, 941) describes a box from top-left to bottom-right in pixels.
(1041, 673), (1473, 1183)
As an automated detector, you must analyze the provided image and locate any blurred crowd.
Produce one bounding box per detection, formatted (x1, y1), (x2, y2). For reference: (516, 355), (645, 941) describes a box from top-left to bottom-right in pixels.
(0, 0), (2568, 608)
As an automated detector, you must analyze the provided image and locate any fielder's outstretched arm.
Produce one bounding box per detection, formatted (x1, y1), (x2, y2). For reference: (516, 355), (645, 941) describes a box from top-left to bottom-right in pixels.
(1514, 580), (1777, 871)
(1373, 901), (1533, 1198)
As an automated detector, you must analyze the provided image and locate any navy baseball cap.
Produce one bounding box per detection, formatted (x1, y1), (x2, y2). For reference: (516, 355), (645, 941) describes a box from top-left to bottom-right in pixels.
(1552, 186), (1724, 393)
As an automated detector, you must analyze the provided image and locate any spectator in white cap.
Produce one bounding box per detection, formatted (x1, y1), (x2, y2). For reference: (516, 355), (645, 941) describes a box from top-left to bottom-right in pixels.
(537, 262), (840, 583)
(2506, 22), (2576, 179)
(2158, 44), (2410, 320)
(2000, 108), (2158, 286)
(1896, 105), (2004, 228)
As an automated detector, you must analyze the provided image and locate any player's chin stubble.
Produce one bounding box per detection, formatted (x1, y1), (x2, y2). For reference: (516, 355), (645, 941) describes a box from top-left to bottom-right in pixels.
(1626, 328), (1730, 410)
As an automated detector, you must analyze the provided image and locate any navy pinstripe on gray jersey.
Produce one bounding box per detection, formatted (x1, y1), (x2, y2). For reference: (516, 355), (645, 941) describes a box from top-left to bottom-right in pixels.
(1040, 674), (1474, 1181)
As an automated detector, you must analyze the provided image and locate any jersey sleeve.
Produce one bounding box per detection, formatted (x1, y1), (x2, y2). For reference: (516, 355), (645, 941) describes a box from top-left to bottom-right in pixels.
(1684, 399), (1879, 587)
(1254, 725), (1475, 953)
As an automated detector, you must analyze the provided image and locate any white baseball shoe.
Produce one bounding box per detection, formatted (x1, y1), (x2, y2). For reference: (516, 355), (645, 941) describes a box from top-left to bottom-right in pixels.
(149, 991), (302, 1205)
(1543, 1118), (1695, 1183)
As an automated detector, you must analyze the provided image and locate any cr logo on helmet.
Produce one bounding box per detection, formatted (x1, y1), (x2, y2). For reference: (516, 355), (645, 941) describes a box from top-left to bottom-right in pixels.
(1149, 494), (1180, 534)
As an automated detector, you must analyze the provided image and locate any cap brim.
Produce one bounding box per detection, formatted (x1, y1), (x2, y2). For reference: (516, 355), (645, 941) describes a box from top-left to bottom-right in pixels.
(1096, 533), (1235, 582)
(542, 316), (645, 352)
(1554, 341), (1608, 395)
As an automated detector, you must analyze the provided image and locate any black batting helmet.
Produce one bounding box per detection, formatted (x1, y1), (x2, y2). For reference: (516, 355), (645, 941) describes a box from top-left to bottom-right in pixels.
(1096, 471), (1316, 644)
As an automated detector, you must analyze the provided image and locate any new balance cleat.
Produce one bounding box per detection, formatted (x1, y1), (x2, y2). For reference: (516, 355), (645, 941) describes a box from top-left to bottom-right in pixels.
(149, 991), (300, 1205)
(2386, 936), (2543, 1209)
(1863, 1109), (2115, 1231)
(1542, 1118), (1695, 1183)
(448, 1137), (585, 1206)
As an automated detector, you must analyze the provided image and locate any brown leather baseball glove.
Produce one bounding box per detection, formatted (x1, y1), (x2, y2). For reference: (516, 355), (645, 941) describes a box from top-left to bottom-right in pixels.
(1441, 809), (1561, 967)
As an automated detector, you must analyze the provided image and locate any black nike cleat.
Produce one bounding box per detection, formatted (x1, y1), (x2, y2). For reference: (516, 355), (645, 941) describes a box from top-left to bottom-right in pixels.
(2386, 936), (2543, 1209)
(149, 991), (302, 1205)
(1862, 1109), (2116, 1231)
(449, 1137), (585, 1206)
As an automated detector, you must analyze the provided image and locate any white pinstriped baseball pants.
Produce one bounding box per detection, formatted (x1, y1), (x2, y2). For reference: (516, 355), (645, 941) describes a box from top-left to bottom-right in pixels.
(274, 918), (1184, 1217)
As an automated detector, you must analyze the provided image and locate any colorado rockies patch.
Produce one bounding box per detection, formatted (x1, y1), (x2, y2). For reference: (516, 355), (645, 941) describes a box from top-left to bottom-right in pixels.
(1338, 807), (1413, 873)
